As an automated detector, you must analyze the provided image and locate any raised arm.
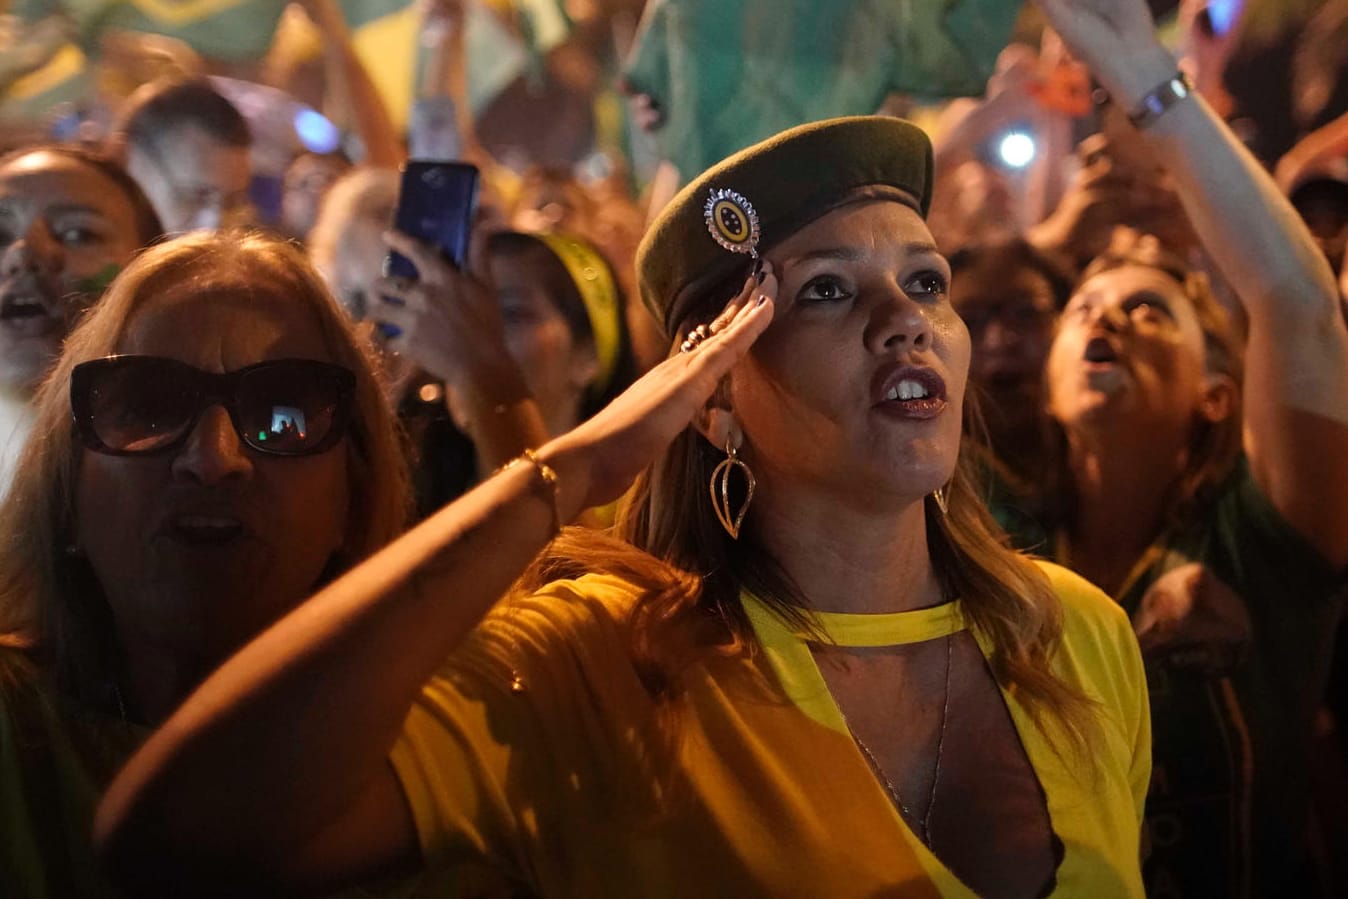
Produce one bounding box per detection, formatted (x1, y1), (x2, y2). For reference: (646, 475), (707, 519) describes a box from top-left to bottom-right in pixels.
(300, 0), (405, 168)
(410, 0), (485, 164)
(1274, 108), (1348, 195)
(373, 230), (551, 474)
(1038, 0), (1348, 568)
(95, 273), (777, 895)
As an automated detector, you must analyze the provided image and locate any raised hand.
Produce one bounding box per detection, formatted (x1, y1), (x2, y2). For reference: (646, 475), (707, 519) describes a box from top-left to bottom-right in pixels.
(1034, 0), (1173, 102)
(372, 230), (529, 404)
(544, 268), (776, 518)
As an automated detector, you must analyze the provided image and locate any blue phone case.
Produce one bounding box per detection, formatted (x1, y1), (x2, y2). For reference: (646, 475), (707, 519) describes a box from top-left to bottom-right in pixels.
(385, 161), (480, 280)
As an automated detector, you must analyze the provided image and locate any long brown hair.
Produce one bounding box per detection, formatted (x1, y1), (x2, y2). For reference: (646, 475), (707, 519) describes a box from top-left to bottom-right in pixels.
(0, 232), (412, 710)
(519, 301), (1098, 758)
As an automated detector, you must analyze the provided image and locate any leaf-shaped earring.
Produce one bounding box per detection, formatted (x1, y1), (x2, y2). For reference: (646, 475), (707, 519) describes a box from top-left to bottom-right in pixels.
(710, 440), (756, 539)
(932, 485), (949, 517)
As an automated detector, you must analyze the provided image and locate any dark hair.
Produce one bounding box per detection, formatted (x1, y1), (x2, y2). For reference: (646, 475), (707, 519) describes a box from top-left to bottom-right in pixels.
(1290, 177), (1348, 215)
(484, 231), (637, 416)
(116, 78), (251, 154)
(949, 238), (1075, 310)
(0, 144), (164, 245)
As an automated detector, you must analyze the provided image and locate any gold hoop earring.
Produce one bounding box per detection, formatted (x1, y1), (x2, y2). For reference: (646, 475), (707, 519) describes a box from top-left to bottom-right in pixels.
(710, 440), (756, 539)
(932, 486), (949, 517)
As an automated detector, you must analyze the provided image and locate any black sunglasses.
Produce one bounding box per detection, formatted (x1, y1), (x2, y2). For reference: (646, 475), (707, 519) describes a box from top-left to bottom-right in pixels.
(71, 355), (356, 457)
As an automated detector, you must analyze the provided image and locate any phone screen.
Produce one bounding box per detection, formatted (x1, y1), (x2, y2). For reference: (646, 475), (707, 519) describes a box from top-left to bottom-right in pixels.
(386, 161), (480, 280)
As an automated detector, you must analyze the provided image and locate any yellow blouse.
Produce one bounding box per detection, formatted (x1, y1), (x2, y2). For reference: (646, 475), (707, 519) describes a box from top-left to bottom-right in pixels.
(390, 561), (1149, 897)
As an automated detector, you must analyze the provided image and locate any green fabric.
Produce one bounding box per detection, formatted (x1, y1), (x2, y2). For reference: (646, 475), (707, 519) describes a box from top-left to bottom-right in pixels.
(11, 0), (289, 61)
(0, 651), (143, 899)
(4, 0), (569, 128)
(622, 0), (1024, 184)
(972, 446), (1052, 554)
(1054, 460), (1346, 897)
(636, 115), (933, 336)
(0, 649), (426, 897)
(8, 0), (568, 63)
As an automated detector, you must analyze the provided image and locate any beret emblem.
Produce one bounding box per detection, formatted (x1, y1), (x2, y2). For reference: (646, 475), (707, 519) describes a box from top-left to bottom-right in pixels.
(704, 188), (761, 258)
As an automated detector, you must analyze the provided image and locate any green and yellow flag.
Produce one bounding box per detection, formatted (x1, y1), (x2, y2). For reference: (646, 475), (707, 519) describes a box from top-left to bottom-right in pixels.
(623, 0), (1026, 182)
(4, 0), (570, 130)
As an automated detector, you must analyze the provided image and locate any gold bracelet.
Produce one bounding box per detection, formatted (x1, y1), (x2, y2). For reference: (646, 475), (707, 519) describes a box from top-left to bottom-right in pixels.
(500, 448), (562, 536)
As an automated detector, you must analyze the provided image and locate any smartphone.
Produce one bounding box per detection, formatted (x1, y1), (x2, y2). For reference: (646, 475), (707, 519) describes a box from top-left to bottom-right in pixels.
(385, 161), (480, 280)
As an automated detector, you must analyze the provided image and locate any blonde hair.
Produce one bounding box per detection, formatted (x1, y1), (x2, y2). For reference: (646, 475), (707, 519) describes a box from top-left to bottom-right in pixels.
(1048, 229), (1246, 525)
(610, 419), (1095, 751)
(306, 166), (400, 282)
(0, 232), (411, 708)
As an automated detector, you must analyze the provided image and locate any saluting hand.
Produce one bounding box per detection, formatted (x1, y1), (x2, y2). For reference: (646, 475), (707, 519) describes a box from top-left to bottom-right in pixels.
(543, 267), (777, 519)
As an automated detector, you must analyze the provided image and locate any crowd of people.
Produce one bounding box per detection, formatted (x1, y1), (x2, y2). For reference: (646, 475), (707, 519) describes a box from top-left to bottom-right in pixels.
(1, 0), (1347, 896)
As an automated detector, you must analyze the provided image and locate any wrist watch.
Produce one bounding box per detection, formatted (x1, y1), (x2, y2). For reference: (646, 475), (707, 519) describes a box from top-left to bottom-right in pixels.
(1128, 71), (1195, 129)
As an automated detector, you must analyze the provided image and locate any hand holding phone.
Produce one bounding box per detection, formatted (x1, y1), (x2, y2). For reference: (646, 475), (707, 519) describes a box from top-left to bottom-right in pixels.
(374, 230), (520, 395)
(385, 161), (480, 280)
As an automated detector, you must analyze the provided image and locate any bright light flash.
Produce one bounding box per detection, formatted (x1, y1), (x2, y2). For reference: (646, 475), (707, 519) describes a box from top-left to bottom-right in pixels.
(998, 131), (1036, 169)
(294, 108), (341, 154)
(1207, 0), (1242, 37)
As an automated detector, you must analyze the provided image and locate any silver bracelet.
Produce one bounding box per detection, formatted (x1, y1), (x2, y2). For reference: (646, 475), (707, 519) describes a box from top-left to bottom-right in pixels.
(1128, 71), (1194, 129)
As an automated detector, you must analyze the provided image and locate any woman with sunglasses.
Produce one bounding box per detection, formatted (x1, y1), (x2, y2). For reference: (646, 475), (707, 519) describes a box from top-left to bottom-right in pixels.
(0, 231), (409, 897)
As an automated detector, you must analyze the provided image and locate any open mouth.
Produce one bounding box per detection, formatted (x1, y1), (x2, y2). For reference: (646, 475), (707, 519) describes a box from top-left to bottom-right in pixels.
(0, 299), (50, 320)
(0, 288), (56, 319)
(0, 286), (60, 336)
(1083, 336), (1120, 364)
(875, 366), (948, 420)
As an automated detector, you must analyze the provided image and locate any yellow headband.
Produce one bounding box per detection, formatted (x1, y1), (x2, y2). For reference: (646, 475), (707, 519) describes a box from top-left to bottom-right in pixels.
(534, 232), (622, 395)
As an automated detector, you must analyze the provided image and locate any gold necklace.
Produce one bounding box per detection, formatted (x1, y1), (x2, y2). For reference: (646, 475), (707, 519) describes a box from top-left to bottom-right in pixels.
(842, 631), (953, 848)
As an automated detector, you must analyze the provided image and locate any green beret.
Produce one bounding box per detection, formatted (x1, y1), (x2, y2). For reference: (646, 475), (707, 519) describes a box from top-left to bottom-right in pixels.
(637, 115), (934, 337)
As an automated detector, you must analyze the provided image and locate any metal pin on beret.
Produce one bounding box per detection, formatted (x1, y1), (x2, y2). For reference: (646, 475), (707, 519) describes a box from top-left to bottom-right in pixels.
(637, 115), (935, 338)
(704, 189), (761, 259)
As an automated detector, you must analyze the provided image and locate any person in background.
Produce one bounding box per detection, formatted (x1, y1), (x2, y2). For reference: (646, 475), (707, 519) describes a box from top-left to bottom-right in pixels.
(280, 151), (352, 241)
(113, 78), (253, 234)
(948, 238), (1073, 549)
(1030, 0), (1348, 893)
(268, 0), (404, 243)
(0, 232), (409, 897)
(375, 228), (638, 514)
(306, 166), (400, 329)
(0, 144), (162, 492)
(307, 168), (635, 515)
